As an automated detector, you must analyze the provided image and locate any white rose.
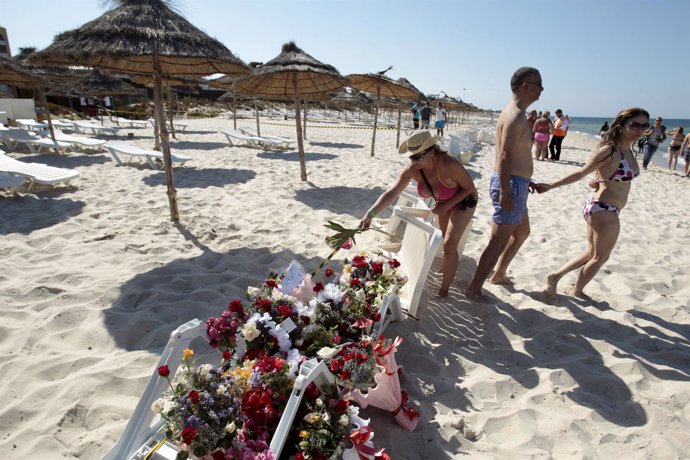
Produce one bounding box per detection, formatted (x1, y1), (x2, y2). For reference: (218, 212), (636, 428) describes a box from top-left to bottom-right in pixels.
(338, 414), (349, 426)
(316, 346), (339, 359)
(151, 398), (164, 414)
(247, 286), (260, 298)
(225, 422), (236, 434)
(242, 322), (260, 342)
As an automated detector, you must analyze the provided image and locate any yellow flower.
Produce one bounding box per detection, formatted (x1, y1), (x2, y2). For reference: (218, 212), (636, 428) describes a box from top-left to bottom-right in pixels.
(343, 265), (352, 274)
(182, 348), (194, 360)
(299, 430), (309, 439)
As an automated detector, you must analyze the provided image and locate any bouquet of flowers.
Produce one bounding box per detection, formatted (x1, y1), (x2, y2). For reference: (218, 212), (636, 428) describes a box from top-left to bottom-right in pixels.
(284, 382), (388, 460)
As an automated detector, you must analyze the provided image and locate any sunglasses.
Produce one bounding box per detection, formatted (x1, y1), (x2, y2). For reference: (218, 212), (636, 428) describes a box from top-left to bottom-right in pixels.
(627, 122), (650, 130)
(409, 151), (428, 162)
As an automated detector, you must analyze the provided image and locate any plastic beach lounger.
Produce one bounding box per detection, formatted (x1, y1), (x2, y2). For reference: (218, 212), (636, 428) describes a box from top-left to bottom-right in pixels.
(0, 171), (25, 192)
(0, 128), (73, 154)
(104, 141), (192, 169)
(54, 130), (107, 150)
(221, 130), (266, 148)
(71, 120), (119, 135)
(15, 119), (47, 132)
(0, 151), (79, 190)
(114, 117), (151, 128)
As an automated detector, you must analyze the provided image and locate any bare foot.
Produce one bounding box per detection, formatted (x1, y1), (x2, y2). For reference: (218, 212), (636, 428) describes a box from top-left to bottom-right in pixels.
(569, 288), (589, 299)
(489, 273), (514, 285)
(544, 273), (559, 299)
(464, 287), (490, 303)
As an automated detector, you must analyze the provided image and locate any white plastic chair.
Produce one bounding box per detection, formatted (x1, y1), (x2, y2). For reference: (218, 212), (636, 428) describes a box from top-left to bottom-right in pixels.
(105, 141), (192, 169)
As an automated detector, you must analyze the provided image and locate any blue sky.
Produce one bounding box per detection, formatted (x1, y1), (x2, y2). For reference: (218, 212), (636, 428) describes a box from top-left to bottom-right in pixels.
(3, 0), (689, 118)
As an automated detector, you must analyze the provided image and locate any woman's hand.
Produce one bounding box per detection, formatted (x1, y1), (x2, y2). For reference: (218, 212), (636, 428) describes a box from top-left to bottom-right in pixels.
(431, 202), (450, 215)
(359, 215), (373, 229)
(535, 183), (551, 193)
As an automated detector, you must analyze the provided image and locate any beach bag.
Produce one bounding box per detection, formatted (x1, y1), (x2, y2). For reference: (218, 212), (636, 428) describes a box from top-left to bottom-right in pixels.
(637, 136), (648, 151)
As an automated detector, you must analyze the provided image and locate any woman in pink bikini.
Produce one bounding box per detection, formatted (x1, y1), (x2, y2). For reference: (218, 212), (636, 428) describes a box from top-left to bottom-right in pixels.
(537, 107), (649, 298)
(532, 111), (553, 161)
(359, 130), (477, 297)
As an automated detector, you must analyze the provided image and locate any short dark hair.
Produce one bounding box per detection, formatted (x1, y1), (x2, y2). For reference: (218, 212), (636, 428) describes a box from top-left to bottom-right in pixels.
(510, 67), (540, 91)
(555, 109), (563, 115)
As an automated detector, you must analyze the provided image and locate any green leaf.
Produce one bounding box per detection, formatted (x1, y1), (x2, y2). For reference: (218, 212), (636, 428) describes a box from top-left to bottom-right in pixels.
(176, 452), (189, 460)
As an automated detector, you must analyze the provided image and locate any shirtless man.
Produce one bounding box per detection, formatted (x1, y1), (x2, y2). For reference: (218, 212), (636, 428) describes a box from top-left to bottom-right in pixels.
(465, 67), (543, 301)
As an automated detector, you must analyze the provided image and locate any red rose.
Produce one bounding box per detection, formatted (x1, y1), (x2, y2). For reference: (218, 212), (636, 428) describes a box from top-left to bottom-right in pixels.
(373, 311), (382, 322)
(329, 359), (343, 373)
(180, 426), (196, 445)
(228, 299), (243, 312)
(257, 299), (272, 312)
(265, 279), (277, 288)
(339, 370), (351, 381)
(313, 282), (324, 292)
(334, 399), (349, 414)
(388, 259), (400, 268)
(222, 350), (232, 360)
(211, 451), (226, 460)
(371, 262), (383, 275)
(305, 382), (321, 401)
(277, 305), (293, 318)
(188, 390), (199, 404)
(324, 267), (334, 278)
(300, 315), (311, 325)
(157, 365), (170, 377)
(356, 353), (368, 364)
(350, 278), (361, 287)
(295, 453), (305, 460)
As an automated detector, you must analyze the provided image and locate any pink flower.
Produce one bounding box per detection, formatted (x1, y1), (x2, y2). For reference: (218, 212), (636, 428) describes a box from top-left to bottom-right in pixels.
(340, 239), (353, 250)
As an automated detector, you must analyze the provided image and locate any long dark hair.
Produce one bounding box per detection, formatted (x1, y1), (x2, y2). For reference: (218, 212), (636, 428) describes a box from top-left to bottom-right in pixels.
(600, 107), (650, 149)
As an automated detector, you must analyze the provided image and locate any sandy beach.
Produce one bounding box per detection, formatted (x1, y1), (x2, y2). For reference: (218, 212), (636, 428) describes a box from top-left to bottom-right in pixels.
(1, 115), (689, 459)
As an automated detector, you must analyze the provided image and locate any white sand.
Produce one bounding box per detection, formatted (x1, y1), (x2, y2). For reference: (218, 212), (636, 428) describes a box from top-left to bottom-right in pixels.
(1, 116), (688, 459)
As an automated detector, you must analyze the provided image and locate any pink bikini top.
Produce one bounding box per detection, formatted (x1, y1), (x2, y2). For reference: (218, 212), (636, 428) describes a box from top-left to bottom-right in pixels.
(417, 164), (458, 201)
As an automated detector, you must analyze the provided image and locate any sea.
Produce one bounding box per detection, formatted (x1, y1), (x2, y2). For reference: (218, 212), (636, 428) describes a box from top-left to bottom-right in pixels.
(568, 116), (690, 169)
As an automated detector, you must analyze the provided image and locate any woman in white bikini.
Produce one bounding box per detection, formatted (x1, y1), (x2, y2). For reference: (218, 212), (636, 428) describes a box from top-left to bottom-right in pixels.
(537, 107), (649, 298)
(666, 127), (685, 171)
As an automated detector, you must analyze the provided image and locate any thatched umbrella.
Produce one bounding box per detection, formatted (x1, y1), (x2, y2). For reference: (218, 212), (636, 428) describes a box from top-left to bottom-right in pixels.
(29, 0), (250, 222)
(233, 41), (347, 181)
(0, 56), (59, 141)
(348, 68), (419, 154)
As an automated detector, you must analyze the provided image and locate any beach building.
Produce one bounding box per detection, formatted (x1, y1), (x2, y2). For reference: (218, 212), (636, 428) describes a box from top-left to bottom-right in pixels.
(0, 26), (10, 58)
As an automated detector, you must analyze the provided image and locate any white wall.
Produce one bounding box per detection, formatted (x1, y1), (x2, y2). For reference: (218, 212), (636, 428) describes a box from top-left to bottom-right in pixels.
(0, 99), (36, 124)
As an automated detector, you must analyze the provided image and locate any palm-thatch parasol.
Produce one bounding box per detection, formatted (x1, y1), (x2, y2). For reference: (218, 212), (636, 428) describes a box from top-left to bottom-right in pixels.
(29, 0), (250, 222)
(0, 56), (59, 141)
(348, 69), (419, 154)
(233, 41), (347, 181)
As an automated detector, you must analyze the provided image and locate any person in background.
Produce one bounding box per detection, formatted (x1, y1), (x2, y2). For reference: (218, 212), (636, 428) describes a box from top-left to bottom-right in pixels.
(641, 116), (667, 169)
(681, 131), (690, 177)
(538, 107), (648, 299)
(420, 102), (432, 129)
(599, 121), (610, 136)
(548, 109), (567, 161)
(359, 130), (477, 298)
(411, 101), (421, 129)
(435, 102), (448, 137)
(465, 67), (542, 301)
(527, 110), (537, 130)
(665, 127), (685, 171)
(532, 111), (553, 161)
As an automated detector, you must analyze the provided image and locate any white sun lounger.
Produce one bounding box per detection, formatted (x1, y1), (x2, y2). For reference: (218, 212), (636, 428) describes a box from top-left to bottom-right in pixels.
(0, 171), (25, 192)
(71, 120), (119, 135)
(104, 141), (192, 169)
(53, 130), (107, 150)
(15, 119), (48, 132)
(52, 119), (76, 130)
(114, 117), (151, 128)
(221, 129), (266, 148)
(148, 119), (190, 131)
(0, 128), (73, 154)
(376, 208), (443, 333)
(0, 151), (79, 190)
(238, 128), (293, 149)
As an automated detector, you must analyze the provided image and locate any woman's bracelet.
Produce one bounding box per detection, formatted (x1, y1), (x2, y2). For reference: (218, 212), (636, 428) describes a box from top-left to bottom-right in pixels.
(367, 209), (377, 218)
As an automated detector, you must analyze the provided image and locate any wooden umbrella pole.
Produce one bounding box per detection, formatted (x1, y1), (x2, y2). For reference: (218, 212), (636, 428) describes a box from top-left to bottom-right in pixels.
(149, 83), (160, 151)
(292, 74), (307, 181)
(38, 86), (56, 142)
(153, 55), (179, 222)
(232, 94), (237, 130)
(370, 79), (381, 156)
(254, 98), (261, 137)
(167, 87), (177, 139)
(303, 99), (308, 140)
(396, 101), (402, 148)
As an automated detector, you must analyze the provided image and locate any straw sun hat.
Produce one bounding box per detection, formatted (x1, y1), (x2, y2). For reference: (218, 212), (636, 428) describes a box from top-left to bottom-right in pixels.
(399, 130), (441, 155)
